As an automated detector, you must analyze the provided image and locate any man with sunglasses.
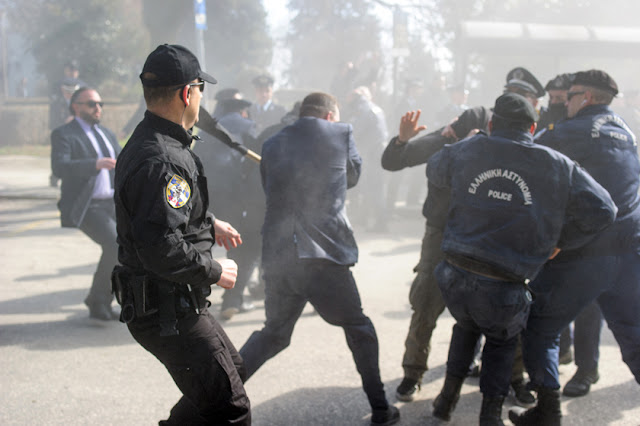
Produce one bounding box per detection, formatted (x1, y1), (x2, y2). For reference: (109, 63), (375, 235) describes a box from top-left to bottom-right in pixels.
(51, 86), (121, 322)
(510, 70), (640, 425)
(537, 71), (606, 401)
(112, 44), (250, 425)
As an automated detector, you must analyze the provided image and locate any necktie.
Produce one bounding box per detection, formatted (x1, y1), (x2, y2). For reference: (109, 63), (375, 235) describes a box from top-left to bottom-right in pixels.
(91, 125), (112, 158)
(91, 125), (114, 187)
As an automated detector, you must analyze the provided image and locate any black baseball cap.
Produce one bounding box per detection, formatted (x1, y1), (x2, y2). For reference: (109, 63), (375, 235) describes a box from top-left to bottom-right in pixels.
(492, 92), (538, 124)
(572, 69), (619, 96)
(140, 44), (217, 87)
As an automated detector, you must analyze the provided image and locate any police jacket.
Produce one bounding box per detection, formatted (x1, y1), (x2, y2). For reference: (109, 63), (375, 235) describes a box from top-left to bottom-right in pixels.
(425, 128), (617, 281)
(537, 104), (640, 255)
(113, 111), (222, 287)
(260, 116), (361, 267)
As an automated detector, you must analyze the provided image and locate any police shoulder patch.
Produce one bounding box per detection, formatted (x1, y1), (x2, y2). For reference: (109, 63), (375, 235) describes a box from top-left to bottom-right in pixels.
(166, 174), (191, 208)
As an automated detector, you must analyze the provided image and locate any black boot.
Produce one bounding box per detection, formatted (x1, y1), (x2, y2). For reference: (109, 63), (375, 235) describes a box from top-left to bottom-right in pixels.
(563, 368), (599, 397)
(479, 395), (505, 426)
(432, 374), (465, 421)
(508, 387), (562, 426)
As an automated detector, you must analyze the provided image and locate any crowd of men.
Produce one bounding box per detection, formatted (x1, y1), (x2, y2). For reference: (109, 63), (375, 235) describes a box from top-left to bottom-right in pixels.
(49, 43), (639, 425)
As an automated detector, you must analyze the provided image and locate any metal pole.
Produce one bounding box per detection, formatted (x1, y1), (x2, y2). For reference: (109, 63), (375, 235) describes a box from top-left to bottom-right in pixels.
(196, 29), (206, 71)
(196, 28), (208, 108)
(1, 11), (8, 100)
(194, 0), (209, 108)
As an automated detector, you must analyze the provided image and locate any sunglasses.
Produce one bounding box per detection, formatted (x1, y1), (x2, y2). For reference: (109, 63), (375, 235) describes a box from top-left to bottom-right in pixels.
(566, 91), (586, 101)
(189, 81), (205, 93)
(74, 101), (104, 108)
(175, 81), (205, 94)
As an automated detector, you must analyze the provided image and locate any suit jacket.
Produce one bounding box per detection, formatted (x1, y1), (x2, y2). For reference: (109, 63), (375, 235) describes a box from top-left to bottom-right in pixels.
(260, 116), (362, 267)
(51, 119), (121, 227)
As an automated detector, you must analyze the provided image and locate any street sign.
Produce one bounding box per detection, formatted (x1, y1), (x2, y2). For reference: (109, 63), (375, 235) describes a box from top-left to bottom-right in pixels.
(194, 0), (207, 30)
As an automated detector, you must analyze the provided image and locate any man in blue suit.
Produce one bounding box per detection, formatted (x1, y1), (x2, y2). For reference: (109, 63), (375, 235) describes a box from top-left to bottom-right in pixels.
(51, 87), (121, 322)
(239, 92), (400, 426)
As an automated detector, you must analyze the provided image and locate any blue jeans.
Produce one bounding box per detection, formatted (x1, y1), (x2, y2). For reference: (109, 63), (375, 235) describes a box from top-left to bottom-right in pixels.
(435, 261), (532, 397)
(239, 259), (388, 410)
(523, 253), (640, 389)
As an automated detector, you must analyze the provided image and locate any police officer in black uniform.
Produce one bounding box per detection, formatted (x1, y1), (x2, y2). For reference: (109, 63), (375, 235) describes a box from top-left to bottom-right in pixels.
(426, 92), (616, 425)
(112, 44), (250, 425)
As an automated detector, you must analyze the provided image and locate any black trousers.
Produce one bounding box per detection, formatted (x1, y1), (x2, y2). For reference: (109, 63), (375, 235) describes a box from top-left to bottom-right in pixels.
(240, 259), (389, 410)
(128, 309), (251, 425)
(78, 199), (118, 308)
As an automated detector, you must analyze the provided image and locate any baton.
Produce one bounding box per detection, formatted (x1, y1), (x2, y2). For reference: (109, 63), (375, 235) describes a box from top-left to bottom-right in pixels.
(196, 106), (261, 164)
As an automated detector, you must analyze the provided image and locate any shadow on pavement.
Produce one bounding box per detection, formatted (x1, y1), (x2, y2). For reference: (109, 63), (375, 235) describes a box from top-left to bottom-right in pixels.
(0, 288), (89, 315)
(13, 263), (95, 283)
(249, 373), (484, 426)
(250, 385), (376, 426)
(564, 379), (640, 424)
(0, 314), (134, 350)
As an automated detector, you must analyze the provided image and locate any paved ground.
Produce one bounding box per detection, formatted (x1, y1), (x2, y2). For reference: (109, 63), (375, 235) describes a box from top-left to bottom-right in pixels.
(0, 155), (638, 425)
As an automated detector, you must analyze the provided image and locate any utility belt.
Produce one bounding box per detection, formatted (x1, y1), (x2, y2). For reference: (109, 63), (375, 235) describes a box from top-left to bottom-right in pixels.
(111, 265), (210, 336)
(444, 253), (523, 282)
(444, 254), (534, 300)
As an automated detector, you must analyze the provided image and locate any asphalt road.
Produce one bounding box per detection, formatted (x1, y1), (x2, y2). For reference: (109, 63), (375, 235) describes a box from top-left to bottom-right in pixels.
(0, 156), (638, 425)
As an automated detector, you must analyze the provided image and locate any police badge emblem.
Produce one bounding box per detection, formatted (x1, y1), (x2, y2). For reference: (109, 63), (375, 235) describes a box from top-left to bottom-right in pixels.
(166, 174), (191, 208)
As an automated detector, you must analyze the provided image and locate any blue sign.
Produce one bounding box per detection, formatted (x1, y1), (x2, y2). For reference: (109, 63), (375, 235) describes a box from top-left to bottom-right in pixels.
(194, 0), (207, 30)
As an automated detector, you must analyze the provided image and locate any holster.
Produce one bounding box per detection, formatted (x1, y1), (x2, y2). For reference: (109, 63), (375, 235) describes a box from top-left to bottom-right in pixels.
(111, 265), (158, 324)
(111, 267), (207, 337)
(112, 266), (136, 323)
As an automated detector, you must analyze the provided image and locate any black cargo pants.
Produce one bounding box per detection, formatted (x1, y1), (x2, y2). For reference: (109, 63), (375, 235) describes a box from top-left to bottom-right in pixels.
(128, 308), (251, 425)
